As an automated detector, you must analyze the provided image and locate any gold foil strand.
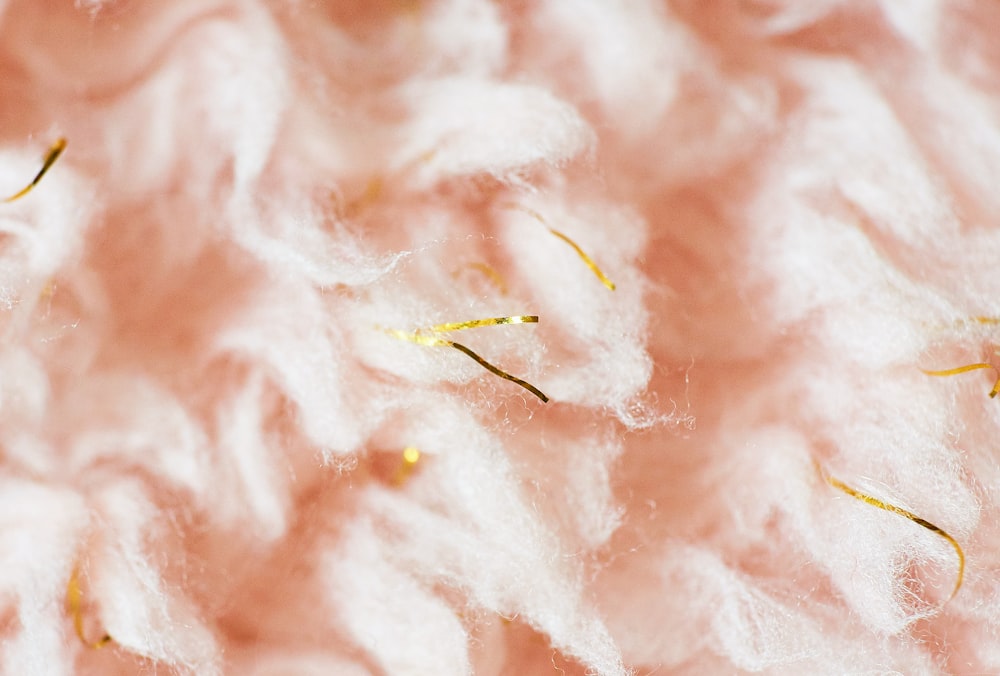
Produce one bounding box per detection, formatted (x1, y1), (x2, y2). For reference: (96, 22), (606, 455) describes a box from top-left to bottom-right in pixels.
(66, 567), (112, 649)
(445, 340), (549, 402)
(339, 176), (383, 218)
(3, 138), (67, 203)
(502, 203), (616, 291)
(385, 328), (448, 348)
(386, 322), (549, 403)
(546, 228), (617, 291)
(392, 446), (422, 485)
(429, 315), (537, 332)
(922, 362), (1000, 398)
(458, 262), (508, 295)
(822, 470), (965, 602)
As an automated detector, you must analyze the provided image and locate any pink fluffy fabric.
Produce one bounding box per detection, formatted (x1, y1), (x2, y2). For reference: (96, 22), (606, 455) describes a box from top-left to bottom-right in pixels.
(1, 0), (998, 674)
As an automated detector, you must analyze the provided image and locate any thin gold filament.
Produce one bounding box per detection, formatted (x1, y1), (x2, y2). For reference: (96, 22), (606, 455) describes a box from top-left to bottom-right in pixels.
(66, 567), (112, 649)
(502, 203), (616, 291)
(392, 446), (422, 485)
(546, 228), (617, 291)
(385, 328), (448, 348)
(386, 322), (549, 403)
(823, 471), (965, 602)
(460, 262), (508, 295)
(40, 280), (56, 300)
(446, 340), (549, 402)
(3, 138), (67, 203)
(429, 315), (538, 332)
(345, 176), (383, 217)
(922, 362), (1000, 398)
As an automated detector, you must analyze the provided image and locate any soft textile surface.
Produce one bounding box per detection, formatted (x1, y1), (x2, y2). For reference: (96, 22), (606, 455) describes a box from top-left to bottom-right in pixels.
(0, 1), (997, 674)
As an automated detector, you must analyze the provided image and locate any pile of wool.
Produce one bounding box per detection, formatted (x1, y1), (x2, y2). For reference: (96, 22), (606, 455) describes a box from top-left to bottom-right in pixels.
(0, 1), (998, 674)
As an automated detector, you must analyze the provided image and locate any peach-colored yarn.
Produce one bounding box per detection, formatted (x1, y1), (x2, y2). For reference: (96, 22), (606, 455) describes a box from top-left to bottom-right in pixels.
(0, 1), (998, 674)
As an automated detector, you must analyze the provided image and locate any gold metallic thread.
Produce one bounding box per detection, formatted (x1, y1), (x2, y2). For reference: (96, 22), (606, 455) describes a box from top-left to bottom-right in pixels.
(40, 280), (56, 300)
(428, 315), (537, 332)
(460, 262), (508, 295)
(66, 567), (112, 649)
(922, 362), (1000, 398)
(444, 340), (548, 402)
(392, 446), (422, 485)
(502, 203), (616, 291)
(821, 469), (965, 602)
(3, 138), (67, 203)
(545, 228), (617, 291)
(340, 176), (383, 218)
(386, 316), (549, 403)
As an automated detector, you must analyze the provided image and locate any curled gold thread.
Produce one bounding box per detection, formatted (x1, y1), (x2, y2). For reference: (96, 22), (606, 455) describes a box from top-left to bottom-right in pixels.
(66, 567), (112, 650)
(546, 228), (617, 291)
(940, 317), (1000, 333)
(392, 446), (422, 485)
(3, 138), (67, 203)
(386, 322), (549, 403)
(922, 362), (1000, 398)
(460, 262), (508, 295)
(347, 176), (383, 216)
(821, 469), (965, 602)
(446, 341), (548, 402)
(385, 328), (449, 348)
(428, 315), (538, 333)
(395, 0), (421, 14)
(40, 279), (57, 301)
(502, 203), (616, 291)
(402, 446), (421, 464)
